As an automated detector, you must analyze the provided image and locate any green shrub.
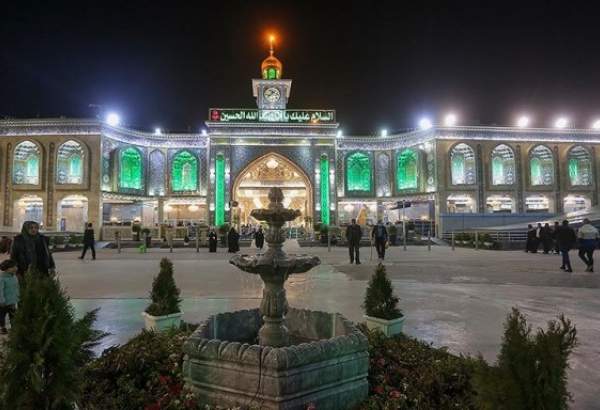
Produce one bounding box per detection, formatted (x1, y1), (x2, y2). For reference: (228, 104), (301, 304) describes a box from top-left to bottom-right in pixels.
(363, 264), (402, 320)
(145, 258), (182, 317)
(81, 327), (195, 410)
(53, 235), (66, 245)
(0, 269), (105, 409)
(473, 308), (577, 410)
(388, 224), (397, 235)
(359, 325), (477, 409)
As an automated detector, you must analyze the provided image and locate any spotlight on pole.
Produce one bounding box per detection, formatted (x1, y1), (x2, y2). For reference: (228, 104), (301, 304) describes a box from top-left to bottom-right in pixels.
(105, 112), (120, 126)
(554, 117), (569, 129)
(419, 117), (432, 130)
(591, 119), (600, 130)
(336, 130), (343, 138)
(154, 127), (162, 135)
(201, 129), (207, 136)
(443, 113), (457, 127)
(516, 115), (530, 128)
(381, 129), (388, 137)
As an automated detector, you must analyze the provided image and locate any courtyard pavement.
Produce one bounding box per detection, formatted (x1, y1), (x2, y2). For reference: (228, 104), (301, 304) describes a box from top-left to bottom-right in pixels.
(4, 243), (600, 409)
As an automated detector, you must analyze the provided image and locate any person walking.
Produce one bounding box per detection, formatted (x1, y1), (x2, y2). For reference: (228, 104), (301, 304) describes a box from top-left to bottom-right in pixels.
(10, 221), (55, 278)
(541, 223), (553, 254)
(79, 222), (96, 260)
(228, 227), (240, 253)
(526, 224), (536, 253)
(556, 220), (576, 272)
(371, 220), (388, 261)
(254, 226), (265, 250)
(577, 218), (599, 272)
(208, 228), (218, 252)
(0, 259), (19, 334)
(552, 221), (560, 254)
(345, 218), (362, 264)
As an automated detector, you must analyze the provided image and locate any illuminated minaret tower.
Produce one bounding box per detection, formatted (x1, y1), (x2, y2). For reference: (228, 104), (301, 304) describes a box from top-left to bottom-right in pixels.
(253, 35), (292, 110)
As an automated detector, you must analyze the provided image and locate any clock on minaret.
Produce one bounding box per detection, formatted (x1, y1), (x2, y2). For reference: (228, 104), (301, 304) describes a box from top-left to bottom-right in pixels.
(252, 36), (292, 110)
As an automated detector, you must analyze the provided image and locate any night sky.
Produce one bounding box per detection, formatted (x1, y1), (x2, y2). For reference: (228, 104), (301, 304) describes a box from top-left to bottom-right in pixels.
(2, 1), (600, 134)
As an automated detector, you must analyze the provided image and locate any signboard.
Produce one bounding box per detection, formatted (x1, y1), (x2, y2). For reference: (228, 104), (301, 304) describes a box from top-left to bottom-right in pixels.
(209, 109), (336, 124)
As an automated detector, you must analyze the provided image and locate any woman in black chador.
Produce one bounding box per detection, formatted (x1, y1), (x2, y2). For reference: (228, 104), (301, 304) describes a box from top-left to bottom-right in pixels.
(208, 228), (218, 253)
(254, 226), (265, 250)
(10, 221), (55, 277)
(228, 227), (240, 253)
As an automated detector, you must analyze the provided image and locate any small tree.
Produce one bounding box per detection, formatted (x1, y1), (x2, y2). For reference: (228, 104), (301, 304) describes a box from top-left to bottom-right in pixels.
(363, 264), (402, 320)
(145, 258), (181, 317)
(474, 307), (577, 409)
(0, 269), (104, 409)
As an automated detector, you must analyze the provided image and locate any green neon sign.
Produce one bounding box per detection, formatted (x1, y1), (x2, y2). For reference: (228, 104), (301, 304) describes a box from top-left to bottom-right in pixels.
(215, 154), (225, 227)
(320, 155), (330, 225)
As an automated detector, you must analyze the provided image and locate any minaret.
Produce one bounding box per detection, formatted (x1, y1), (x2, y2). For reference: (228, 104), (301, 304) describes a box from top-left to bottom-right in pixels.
(253, 35), (292, 111)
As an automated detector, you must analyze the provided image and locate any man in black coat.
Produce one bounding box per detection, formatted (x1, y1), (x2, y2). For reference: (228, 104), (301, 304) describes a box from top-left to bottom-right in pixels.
(371, 220), (389, 261)
(10, 221), (56, 278)
(346, 219), (362, 264)
(79, 222), (96, 260)
(556, 220), (576, 272)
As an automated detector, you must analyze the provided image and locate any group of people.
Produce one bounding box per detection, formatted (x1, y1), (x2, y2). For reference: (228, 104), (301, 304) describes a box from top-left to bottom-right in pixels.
(346, 219), (390, 264)
(206, 225), (265, 253)
(526, 219), (599, 272)
(0, 221), (57, 334)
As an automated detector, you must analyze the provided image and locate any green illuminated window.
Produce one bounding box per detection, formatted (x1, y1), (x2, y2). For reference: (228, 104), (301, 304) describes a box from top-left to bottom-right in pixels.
(568, 146), (592, 186)
(57, 140), (84, 184)
(13, 141), (41, 185)
(215, 154), (225, 226)
(397, 149), (418, 190)
(119, 147), (143, 190)
(320, 155), (330, 225)
(171, 151), (198, 191)
(346, 152), (371, 192)
(529, 146), (554, 186)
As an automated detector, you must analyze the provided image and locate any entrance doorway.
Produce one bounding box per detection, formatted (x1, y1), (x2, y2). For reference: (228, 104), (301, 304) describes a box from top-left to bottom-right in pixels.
(233, 153), (312, 227)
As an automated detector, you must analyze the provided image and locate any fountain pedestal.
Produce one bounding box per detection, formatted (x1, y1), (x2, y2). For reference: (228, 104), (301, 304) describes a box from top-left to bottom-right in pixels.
(183, 188), (368, 409)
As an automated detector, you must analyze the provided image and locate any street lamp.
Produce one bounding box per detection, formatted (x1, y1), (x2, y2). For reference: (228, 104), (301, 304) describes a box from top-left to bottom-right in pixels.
(419, 117), (432, 130)
(443, 113), (457, 126)
(516, 115), (530, 128)
(105, 112), (120, 126)
(380, 129), (388, 137)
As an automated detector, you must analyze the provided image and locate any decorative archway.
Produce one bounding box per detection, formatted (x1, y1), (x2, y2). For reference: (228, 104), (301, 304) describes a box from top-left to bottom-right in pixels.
(232, 153), (313, 227)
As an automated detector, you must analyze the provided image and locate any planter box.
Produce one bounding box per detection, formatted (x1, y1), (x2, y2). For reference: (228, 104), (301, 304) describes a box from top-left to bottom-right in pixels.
(142, 311), (183, 332)
(364, 314), (405, 336)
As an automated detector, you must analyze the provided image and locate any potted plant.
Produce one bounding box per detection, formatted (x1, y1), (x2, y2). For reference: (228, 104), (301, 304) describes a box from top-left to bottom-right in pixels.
(481, 233), (494, 248)
(141, 227), (152, 248)
(54, 235), (66, 249)
(363, 264), (404, 336)
(142, 258), (183, 331)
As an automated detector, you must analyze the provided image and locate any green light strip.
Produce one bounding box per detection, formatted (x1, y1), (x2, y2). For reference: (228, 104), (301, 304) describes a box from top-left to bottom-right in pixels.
(215, 155), (225, 226)
(320, 155), (330, 225)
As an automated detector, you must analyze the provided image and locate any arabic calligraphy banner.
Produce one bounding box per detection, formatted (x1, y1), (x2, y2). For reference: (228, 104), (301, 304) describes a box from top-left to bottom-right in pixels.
(208, 109), (336, 124)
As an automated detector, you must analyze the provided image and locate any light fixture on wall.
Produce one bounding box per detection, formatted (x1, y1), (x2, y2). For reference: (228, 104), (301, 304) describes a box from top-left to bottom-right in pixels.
(105, 112), (121, 126)
(516, 115), (530, 128)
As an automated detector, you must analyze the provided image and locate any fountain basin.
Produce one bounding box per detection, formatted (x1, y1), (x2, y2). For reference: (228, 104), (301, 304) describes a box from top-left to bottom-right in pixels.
(183, 308), (369, 409)
(230, 253), (321, 275)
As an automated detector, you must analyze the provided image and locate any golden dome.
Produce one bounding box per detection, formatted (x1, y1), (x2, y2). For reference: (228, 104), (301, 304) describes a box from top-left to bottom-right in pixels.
(261, 39), (282, 80)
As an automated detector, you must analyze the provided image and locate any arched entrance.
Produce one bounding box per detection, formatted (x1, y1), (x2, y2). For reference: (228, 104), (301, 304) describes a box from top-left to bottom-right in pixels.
(232, 153), (312, 227)
(57, 195), (89, 231)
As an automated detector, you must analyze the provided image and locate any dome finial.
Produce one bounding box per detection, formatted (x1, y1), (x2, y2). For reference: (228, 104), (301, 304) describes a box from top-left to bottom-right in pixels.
(261, 34), (282, 79)
(269, 34), (275, 56)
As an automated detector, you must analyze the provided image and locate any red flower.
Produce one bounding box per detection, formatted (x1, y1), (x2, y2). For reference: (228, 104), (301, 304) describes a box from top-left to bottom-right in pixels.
(145, 403), (161, 410)
(168, 383), (183, 397)
(377, 358), (386, 367)
(373, 385), (385, 395)
(389, 390), (401, 399)
(306, 403), (317, 410)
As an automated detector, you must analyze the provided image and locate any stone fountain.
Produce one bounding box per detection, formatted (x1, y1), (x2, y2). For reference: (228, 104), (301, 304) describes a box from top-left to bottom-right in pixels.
(183, 187), (368, 409)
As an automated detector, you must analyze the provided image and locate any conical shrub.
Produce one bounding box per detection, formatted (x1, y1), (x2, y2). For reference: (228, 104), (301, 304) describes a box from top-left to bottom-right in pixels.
(145, 258), (181, 316)
(363, 263), (402, 320)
